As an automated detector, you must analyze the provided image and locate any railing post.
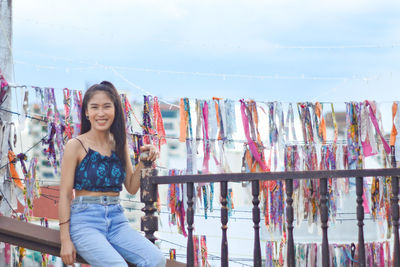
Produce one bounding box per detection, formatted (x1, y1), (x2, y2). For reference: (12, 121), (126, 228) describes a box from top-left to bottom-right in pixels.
(319, 177), (330, 267)
(285, 178), (295, 267)
(140, 160), (158, 244)
(251, 180), (261, 267)
(220, 181), (229, 267)
(187, 182), (195, 267)
(356, 176), (366, 266)
(391, 146), (400, 266)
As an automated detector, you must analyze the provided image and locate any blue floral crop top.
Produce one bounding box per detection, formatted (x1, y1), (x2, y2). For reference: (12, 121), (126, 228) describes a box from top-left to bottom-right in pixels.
(73, 138), (126, 192)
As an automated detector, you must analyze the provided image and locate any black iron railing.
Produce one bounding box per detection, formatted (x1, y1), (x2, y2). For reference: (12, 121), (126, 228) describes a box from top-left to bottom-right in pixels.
(140, 148), (400, 267)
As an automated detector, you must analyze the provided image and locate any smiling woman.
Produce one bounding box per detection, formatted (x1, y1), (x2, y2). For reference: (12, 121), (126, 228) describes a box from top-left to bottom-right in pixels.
(58, 81), (165, 267)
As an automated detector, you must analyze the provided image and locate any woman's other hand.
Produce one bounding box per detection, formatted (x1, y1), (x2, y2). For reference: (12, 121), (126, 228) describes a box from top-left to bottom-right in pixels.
(61, 239), (76, 266)
(140, 145), (159, 162)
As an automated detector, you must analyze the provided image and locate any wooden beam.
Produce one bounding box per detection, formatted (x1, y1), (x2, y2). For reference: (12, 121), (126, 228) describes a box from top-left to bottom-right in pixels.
(0, 216), (185, 266)
(0, 215), (87, 263)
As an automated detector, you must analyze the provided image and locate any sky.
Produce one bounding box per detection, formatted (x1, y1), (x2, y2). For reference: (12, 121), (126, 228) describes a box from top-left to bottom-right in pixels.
(9, 0), (400, 104)
(4, 1), (400, 265)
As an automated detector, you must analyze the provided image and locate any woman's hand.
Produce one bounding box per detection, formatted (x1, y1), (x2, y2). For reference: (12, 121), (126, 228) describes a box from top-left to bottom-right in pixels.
(140, 145), (159, 162)
(61, 239), (76, 266)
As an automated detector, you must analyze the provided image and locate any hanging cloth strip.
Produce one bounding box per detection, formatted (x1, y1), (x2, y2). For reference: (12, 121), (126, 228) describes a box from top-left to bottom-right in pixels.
(390, 101), (400, 160)
(200, 235), (210, 267)
(285, 103), (297, 143)
(34, 87), (45, 114)
(179, 98), (196, 174)
(0, 68), (9, 106)
(267, 102), (280, 171)
(193, 235), (200, 267)
(120, 94), (134, 150)
(361, 101), (378, 157)
(46, 88), (65, 163)
(224, 99), (236, 148)
(202, 185), (208, 219)
(72, 90), (83, 136)
(214, 98), (231, 173)
(390, 102), (398, 146)
(17, 88), (29, 132)
(239, 100), (268, 172)
(131, 134), (143, 166)
(167, 169), (187, 237)
(297, 102), (314, 144)
(42, 122), (58, 173)
(330, 103), (339, 144)
(152, 96), (166, 149)
(0, 121), (16, 165)
(121, 94), (146, 152)
(23, 157), (39, 218)
(346, 102), (362, 170)
(17, 152), (31, 217)
(63, 88), (73, 140)
(195, 99), (202, 156)
(314, 102), (327, 144)
(143, 95), (155, 145)
(183, 98), (195, 174)
(201, 100), (211, 174)
(393, 101), (400, 159)
(208, 99), (223, 172)
(179, 98), (188, 142)
(364, 101), (391, 155)
(7, 151), (24, 190)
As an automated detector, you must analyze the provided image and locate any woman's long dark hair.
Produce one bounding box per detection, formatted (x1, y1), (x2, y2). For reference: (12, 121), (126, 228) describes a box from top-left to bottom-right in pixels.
(80, 81), (127, 169)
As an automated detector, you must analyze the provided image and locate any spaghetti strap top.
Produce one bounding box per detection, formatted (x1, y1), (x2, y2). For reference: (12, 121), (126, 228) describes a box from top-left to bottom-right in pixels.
(75, 137), (88, 153)
(73, 138), (126, 192)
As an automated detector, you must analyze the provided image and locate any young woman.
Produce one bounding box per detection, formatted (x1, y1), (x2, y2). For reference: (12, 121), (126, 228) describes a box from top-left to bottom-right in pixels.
(59, 81), (165, 267)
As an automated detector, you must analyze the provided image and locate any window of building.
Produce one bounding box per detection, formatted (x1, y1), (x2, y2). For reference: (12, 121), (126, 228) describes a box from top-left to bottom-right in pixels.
(42, 172), (54, 178)
(164, 122), (174, 130)
(168, 143), (178, 150)
(161, 110), (177, 118)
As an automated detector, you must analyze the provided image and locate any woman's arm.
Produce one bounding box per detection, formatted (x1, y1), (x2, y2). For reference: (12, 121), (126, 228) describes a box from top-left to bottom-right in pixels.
(59, 139), (80, 266)
(124, 143), (158, 195)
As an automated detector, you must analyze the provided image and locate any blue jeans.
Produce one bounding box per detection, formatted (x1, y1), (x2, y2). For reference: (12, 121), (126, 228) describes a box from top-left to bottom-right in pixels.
(69, 201), (165, 267)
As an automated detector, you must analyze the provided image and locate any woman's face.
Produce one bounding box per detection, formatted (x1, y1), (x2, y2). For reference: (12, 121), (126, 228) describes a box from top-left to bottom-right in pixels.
(85, 91), (115, 132)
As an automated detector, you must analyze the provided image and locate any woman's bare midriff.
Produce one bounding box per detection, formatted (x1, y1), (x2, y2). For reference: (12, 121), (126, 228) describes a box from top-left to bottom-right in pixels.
(75, 190), (119, 197)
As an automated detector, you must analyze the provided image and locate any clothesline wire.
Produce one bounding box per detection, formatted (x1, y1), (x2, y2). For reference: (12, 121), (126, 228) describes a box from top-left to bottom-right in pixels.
(40, 194), (58, 203)
(0, 107), (48, 123)
(15, 36), (400, 50)
(4, 190), (368, 217)
(0, 188), (19, 216)
(120, 198), (366, 216)
(4, 189), (375, 222)
(110, 67), (180, 108)
(7, 82), (400, 106)
(12, 57), (395, 83)
(1, 104), (367, 146)
(0, 135), (47, 171)
(157, 238), (253, 267)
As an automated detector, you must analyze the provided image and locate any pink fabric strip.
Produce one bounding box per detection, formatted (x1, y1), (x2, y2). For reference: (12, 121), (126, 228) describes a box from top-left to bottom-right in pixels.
(365, 100), (391, 154)
(202, 101), (210, 174)
(240, 100), (268, 171)
(380, 242), (384, 267)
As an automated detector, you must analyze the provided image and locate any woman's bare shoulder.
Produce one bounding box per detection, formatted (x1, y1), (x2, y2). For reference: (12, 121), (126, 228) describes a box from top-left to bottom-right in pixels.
(64, 136), (87, 155)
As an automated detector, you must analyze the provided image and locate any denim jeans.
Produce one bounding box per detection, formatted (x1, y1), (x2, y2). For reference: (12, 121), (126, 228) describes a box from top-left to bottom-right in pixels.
(69, 200), (165, 267)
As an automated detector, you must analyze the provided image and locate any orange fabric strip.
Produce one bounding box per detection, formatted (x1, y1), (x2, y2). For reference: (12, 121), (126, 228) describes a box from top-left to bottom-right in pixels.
(179, 98), (187, 142)
(8, 151), (24, 190)
(390, 102), (398, 146)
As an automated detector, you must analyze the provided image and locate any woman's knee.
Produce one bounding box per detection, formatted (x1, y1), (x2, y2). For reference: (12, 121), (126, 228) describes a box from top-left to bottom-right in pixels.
(143, 249), (165, 267)
(155, 252), (166, 267)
